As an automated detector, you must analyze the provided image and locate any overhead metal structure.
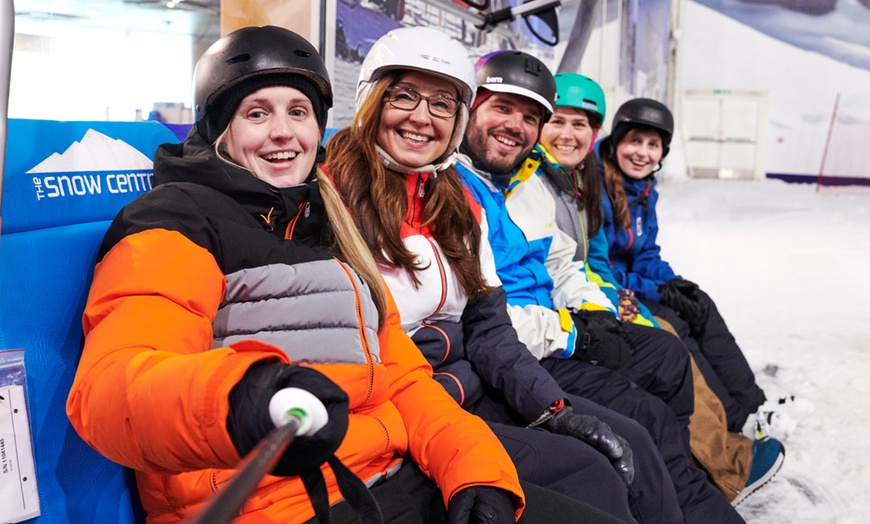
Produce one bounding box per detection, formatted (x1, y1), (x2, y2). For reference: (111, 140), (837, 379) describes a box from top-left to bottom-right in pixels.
(1, 0), (13, 225)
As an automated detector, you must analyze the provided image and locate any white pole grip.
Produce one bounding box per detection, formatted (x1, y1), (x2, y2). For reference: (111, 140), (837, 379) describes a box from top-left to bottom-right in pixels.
(268, 388), (329, 436)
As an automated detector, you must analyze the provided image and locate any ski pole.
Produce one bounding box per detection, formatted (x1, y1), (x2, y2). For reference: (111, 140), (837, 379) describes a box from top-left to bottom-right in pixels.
(191, 388), (328, 524)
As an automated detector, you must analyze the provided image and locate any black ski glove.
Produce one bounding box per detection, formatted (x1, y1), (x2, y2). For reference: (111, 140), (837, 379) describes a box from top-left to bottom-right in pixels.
(447, 486), (516, 524)
(659, 278), (709, 336)
(579, 309), (622, 332)
(545, 403), (635, 488)
(570, 311), (633, 376)
(227, 362), (349, 477)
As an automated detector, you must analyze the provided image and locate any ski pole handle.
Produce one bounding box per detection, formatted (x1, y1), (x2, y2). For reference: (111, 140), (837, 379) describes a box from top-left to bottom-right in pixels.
(191, 389), (329, 524)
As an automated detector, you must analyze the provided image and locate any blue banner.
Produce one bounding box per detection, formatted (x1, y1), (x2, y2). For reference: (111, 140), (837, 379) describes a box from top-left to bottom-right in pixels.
(2, 119), (181, 234)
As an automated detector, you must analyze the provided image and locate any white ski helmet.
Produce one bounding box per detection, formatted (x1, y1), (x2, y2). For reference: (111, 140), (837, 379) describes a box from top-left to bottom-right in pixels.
(357, 26), (476, 109)
(356, 27), (476, 172)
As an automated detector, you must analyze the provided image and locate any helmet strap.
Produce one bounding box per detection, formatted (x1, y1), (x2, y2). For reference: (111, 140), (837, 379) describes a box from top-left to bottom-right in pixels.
(375, 145), (455, 175)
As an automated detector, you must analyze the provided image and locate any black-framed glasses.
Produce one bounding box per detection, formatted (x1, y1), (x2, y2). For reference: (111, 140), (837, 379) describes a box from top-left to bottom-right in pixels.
(384, 86), (461, 119)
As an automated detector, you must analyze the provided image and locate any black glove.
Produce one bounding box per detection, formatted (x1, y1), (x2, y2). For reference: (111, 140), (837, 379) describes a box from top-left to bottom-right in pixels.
(545, 405), (635, 488)
(579, 309), (622, 332)
(570, 311), (633, 376)
(659, 278), (709, 336)
(447, 486), (516, 524)
(227, 362), (349, 476)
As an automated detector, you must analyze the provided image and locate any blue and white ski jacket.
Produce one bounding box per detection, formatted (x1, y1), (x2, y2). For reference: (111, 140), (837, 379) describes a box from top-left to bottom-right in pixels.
(536, 145), (658, 328)
(456, 152), (616, 360)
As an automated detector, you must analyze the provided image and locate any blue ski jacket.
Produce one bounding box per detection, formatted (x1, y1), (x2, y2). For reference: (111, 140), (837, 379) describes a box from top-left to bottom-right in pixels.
(595, 139), (680, 302)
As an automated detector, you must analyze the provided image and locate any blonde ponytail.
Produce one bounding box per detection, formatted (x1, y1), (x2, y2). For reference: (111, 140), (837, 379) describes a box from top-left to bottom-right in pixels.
(317, 168), (388, 329)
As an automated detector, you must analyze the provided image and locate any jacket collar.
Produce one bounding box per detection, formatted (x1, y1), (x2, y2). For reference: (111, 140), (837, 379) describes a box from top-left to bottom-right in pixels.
(153, 131), (326, 241)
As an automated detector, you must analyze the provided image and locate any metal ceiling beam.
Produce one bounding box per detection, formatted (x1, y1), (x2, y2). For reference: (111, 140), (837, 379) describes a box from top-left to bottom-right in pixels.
(1, 0), (14, 224)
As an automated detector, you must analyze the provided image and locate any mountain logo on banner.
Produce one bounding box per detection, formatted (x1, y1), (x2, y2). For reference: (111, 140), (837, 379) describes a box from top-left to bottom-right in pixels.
(27, 129), (155, 200)
(27, 129), (153, 173)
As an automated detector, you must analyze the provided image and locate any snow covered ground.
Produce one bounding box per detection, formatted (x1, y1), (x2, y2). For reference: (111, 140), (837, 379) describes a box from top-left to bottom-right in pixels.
(655, 177), (870, 522)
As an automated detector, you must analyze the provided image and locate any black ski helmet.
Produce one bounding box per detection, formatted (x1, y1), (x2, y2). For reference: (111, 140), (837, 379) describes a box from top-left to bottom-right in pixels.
(474, 50), (557, 121)
(610, 98), (674, 158)
(193, 26), (333, 143)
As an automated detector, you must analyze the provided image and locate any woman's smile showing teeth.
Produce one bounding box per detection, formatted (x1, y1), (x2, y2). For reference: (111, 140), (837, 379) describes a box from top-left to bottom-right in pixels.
(399, 130), (431, 144)
(264, 151), (298, 162)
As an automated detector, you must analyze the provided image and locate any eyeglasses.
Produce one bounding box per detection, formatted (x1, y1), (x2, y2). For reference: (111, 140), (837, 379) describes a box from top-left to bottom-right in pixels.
(383, 86), (461, 119)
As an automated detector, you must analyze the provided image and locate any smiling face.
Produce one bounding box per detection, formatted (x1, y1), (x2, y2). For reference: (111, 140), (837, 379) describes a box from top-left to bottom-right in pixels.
(615, 127), (664, 180)
(224, 85), (321, 187)
(376, 71), (459, 168)
(464, 91), (544, 175)
(540, 106), (597, 169)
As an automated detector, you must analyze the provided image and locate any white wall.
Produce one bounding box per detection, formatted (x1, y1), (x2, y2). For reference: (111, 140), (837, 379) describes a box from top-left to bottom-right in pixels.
(10, 27), (193, 122)
(677, 0), (870, 178)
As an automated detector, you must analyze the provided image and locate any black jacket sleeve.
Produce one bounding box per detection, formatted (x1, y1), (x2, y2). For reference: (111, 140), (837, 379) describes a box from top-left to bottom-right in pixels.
(460, 286), (568, 423)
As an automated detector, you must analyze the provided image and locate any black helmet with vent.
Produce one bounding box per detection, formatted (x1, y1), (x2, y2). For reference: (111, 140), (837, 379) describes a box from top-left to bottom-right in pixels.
(193, 26), (332, 143)
(474, 50), (556, 120)
(610, 98), (674, 158)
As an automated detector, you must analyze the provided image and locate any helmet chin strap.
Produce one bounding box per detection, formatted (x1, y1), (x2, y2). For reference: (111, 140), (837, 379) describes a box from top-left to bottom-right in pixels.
(375, 145), (455, 175)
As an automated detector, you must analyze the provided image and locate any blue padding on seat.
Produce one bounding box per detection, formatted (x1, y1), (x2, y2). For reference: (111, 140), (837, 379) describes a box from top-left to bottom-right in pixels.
(0, 223), (142, 524)
(161, 122), (194, 142)
(2, 119), (179, 234)
(0, 119), (183, 523)
(323, 127), (339, 145)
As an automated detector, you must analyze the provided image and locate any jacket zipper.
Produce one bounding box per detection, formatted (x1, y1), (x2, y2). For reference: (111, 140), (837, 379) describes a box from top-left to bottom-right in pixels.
(334, 258), (376, 403)
(284, 201), (308, 240)
(426, 238), (448, 317)
(407, 174), (425, 228)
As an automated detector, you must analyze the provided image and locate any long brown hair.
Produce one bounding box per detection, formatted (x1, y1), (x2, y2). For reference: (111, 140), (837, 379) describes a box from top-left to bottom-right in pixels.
(326, 72), (490, 301)
(600, 137), (631, 229)
(580, 152), (604, 238)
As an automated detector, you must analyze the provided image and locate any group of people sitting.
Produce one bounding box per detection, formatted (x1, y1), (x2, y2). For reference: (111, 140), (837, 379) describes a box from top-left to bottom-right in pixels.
(65, 24), (802, 523)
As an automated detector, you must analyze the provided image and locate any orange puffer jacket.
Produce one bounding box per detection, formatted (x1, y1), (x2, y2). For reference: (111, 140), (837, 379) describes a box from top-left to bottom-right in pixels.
(66, 137), (524, 523)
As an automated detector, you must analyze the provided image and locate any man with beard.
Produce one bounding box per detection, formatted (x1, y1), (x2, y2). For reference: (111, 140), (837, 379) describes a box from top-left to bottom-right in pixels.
(455, 50), (751, 522)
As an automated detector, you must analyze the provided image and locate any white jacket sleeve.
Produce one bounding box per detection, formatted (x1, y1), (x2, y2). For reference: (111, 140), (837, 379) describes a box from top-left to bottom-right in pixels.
(506, 173), (616, 313)
(505, 303), (575, 360)
(478, 211), (504, 288)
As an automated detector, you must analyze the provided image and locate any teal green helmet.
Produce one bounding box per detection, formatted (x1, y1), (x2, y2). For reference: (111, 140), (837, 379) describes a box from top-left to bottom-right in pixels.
(553, 73), (606, 121)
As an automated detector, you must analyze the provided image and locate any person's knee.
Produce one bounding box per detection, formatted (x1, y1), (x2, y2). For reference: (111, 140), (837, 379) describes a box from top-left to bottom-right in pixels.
(612, 396), (676, 444)
(511, 431), (623, 490)
(625, 325), (693, 382)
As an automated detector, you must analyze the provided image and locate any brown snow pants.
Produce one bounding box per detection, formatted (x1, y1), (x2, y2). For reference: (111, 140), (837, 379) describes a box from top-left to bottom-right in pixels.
(656, 316), (753, 501)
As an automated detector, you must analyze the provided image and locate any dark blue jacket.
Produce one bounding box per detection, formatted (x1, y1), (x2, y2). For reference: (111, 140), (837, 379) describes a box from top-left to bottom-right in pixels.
(596, 138), (680, 302)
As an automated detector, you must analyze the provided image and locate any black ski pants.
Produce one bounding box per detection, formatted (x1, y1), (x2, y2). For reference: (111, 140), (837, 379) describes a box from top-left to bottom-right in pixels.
(541, 358), (746, 524)
(315, 461), (629, 523)
(645, 297), (767, 432)
(475, 395), (680, 524)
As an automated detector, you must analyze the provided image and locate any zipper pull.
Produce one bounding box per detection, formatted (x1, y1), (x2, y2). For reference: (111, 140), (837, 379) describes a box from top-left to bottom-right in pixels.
(417, 176), (426, 198)
(260, 207), (276, 231)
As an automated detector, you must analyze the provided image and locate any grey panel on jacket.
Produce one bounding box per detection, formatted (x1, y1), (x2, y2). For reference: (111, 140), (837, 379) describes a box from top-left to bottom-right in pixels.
(213, 258), (381, 365)
(541, 175), (588, 262)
